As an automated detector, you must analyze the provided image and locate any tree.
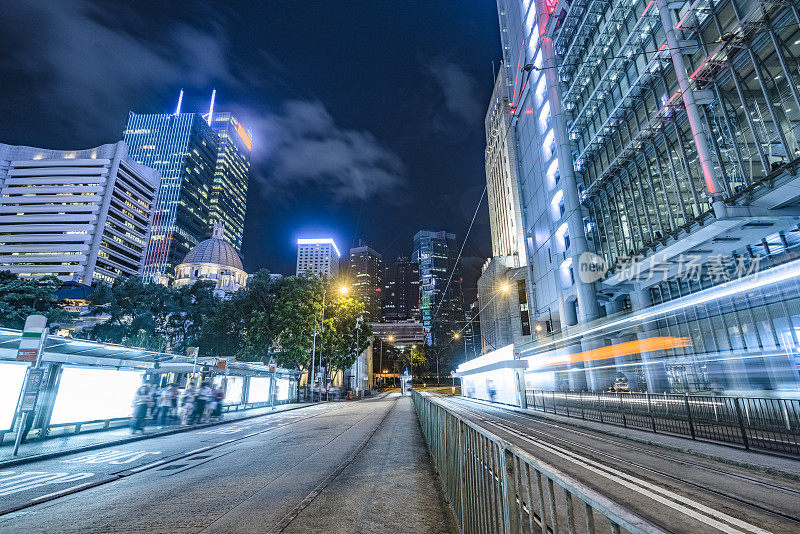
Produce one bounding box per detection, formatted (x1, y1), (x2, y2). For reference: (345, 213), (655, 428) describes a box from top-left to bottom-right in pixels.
(265, 273), (321, 368)
(397, 344), (427, 375)
(322, 294), (372, 375)
(0, 271), (75, 329)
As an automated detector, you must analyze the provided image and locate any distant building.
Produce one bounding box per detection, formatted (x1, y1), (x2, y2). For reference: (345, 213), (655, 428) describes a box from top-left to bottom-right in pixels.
(412, 230), (465, 346)
(206, 111), (251, 252)
(370, 320), (425, 347)
(348, 242), (383, 321)
(478, 256), (532, 353)
(0, 141), (160, 284)
(173, 222), (247, 297)
(124, 108), (218, 283)
(296, 238), (340, 278)
(382, 256), (419, 322)
(464, 301), (481, 359)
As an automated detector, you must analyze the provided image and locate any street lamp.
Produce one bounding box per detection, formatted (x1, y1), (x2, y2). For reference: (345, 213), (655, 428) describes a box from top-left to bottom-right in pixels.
(500, 283), (510, 292)
(454, 332), (467, 364)
(339, 285), (349, 295)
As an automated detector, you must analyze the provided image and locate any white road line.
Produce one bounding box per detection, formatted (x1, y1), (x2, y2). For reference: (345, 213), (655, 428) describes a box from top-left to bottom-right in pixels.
(491, 420), (770, 534)
(0, 471), (95, 497)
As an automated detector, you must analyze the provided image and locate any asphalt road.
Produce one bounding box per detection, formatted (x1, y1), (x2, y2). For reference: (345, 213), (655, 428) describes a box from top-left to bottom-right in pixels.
(0, 395), (456, 534)
(437, 395), (800, 534)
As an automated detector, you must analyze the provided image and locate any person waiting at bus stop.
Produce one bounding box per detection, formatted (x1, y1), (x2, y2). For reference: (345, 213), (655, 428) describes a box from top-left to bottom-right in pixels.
(131, 383), (152, 434)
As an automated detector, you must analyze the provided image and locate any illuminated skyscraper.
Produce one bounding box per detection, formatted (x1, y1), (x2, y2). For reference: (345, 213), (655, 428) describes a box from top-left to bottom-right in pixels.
(296, 238), (340, 278)
(124, 111), (218, 282)
(206, 112), (251, 252)
(348, 242), (383, 321)
(382, 256), (419, 322)
(412, 230), (464, 346)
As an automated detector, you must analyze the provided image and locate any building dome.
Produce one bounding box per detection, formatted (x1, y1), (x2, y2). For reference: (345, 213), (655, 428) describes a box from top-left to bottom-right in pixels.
(173, 222), (247, 297)
(182, 233), (244, 271)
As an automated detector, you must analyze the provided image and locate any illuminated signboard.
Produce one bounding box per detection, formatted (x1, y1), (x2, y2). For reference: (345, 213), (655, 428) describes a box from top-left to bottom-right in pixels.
(236, 122), (252, 151)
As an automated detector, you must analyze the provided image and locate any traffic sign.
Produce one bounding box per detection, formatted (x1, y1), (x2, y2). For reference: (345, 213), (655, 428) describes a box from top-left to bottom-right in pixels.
(218, 356), (227, 370)
(268, 362), (276, 373)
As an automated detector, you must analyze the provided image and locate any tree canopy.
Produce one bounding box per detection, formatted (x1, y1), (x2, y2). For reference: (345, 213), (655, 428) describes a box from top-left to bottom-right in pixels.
(0, 271), (74, 329)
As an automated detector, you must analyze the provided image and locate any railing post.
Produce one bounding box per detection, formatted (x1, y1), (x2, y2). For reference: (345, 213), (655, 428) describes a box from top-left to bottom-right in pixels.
(733, 397), (750, 450)
(684, 393), (696, 440)
(500, 447), (521, 534)
(647, 392), (657, 433)
(565, 392), (570, 417)
(552, 391), (557, 414)
(579, 391), (585, 420)
(619, 393), (627, 428)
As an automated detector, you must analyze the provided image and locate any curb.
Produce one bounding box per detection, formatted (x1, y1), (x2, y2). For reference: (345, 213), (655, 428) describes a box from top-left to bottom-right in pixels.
(0, 402), (320, 469)
(458, 396), (800, 482)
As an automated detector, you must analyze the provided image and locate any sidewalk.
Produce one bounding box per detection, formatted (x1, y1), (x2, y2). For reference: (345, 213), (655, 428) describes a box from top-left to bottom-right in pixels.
(0, 401), (314, 467)
(282, 395), (457, 534)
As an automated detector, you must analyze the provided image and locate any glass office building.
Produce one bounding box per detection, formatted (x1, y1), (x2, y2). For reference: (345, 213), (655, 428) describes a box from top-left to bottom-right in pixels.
(493, 0), (800, 392)
(207, 112), (251, 252)
(124, 112), (218, 282)
(412, 230), (465, 346)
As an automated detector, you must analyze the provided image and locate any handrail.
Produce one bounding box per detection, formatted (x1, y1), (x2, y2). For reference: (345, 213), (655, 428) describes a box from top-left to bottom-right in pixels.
(412, 391), (668, 533)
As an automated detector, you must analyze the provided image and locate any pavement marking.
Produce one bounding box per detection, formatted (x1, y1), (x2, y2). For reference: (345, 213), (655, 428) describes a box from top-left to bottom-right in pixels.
(61, 449), (162, 465)
(489, 419), (770, 534)
(0, 470), (95, 497)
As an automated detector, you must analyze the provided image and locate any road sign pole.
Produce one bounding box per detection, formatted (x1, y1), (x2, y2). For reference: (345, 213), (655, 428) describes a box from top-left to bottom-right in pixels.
(13, 315), (48, 456)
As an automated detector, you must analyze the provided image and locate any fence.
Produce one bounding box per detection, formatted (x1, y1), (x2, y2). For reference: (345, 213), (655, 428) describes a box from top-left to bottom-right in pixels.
(526, 390), (800, 456)
(412, 391), (667, 534)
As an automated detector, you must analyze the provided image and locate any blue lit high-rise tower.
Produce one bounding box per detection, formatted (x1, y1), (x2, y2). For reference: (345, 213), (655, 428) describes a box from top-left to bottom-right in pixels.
(206, 111), (252, 252)
(124, 98), (218, 282)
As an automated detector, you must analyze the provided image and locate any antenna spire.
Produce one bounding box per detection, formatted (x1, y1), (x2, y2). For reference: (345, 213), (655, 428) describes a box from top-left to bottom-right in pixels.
(207, 89), (216, 125)
(175, 89), (183, 115)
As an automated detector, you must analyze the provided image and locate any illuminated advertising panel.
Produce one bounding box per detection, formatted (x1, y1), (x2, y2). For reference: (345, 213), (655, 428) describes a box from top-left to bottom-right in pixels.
(50, 367), (144, 424)
(0, 362), (28, 430)
(214, 375), (244, 405)
(247, 376), (271, 403)
(276, 378), (290, 401)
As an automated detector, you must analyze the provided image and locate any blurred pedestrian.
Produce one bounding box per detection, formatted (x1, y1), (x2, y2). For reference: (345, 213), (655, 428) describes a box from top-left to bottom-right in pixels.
(131, 384), (152, 434)
(192, 382), (213, 424)
(212, 386), (225, 419)
(159, 383), (179, 427)
(180, 384), (196, 426)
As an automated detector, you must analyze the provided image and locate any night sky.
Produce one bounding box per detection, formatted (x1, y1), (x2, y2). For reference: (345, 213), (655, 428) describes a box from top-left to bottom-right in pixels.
(0, 1), (501, 301)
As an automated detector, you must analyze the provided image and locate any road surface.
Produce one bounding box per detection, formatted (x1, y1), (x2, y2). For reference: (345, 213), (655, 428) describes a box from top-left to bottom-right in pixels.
(0, 395), (456, 533)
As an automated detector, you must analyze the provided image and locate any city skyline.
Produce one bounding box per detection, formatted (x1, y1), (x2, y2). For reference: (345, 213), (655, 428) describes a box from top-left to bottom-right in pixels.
(0, 1), (498, 296)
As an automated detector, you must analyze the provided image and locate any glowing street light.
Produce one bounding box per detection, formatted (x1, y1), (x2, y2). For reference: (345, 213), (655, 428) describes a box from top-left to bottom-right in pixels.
(500, 283), (510, 292)
(339, 285), (349, 295)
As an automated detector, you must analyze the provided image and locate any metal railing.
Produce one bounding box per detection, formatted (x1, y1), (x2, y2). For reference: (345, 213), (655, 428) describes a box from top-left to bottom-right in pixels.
(526, 390), (800, 456)
(412, 391), (667, 534)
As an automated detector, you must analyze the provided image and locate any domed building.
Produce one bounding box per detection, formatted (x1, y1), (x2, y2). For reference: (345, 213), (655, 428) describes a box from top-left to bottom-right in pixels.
(173, 223), (247, 297)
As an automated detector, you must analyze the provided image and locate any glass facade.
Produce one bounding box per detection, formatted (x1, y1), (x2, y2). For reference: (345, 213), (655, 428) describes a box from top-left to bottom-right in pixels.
(124, 113), (218, 282)
(494, 0), (800, 393)
(412, 230), (465, 346)
(207, 112), (251, 252)
(348, 244), (383, 322)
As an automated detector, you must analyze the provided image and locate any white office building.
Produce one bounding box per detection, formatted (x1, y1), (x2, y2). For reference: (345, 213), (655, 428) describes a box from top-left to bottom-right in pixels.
(296, 238), (340, 278)
(0, 141), (161, 284)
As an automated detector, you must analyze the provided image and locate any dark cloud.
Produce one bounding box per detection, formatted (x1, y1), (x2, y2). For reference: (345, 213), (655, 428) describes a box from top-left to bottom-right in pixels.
(255, 100), (406, 202)
(0, 0), (235, 139)
(426, 58), (482, 143)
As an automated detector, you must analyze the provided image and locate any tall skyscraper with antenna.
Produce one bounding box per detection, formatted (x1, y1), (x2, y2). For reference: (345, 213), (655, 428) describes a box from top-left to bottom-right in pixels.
(124, 92), (219, 282)
(205, 108), (252, 252)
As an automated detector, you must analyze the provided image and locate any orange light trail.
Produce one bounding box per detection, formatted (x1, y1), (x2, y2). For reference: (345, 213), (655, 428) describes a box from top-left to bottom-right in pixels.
(566, 336), (692, 365)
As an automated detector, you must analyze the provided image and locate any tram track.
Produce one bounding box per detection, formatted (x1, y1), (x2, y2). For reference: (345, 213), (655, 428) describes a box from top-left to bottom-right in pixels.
(439, 395), (800, 531)
(0, 401), (354, 517)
